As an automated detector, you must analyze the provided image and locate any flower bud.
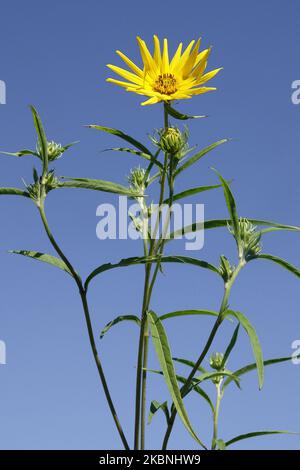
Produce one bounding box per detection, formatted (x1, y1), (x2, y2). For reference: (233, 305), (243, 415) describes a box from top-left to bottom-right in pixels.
(128, 167), (147, 193)
(209, 352), (224, 371)
(36, 140), (64, 161)
(151, 126), (188, 158)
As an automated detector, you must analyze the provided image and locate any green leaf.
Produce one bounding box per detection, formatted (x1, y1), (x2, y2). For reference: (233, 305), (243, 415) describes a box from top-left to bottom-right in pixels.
(85, 255), (220, 291)
(159, 309), (219, 322)
(0, 187), (30, 197)
(148, 311), (206, 448)
(212, 169), (239, 242)
(193, 370), (241, 389)
(175, 139), (228, 177)
(148, 400), (170, 425)
(105, 147), (163, 170)
(0, 149), (40, 158)
(61, 141), (79, 152)
(10, 250), (72, 275)
(226, 430), (296, 448)
(222, 354), (300, 390)
(165, 103), (207, 120)
(254, 254), (300, 278)
(59, 177), (141, 197)
(100, 315), (140, 339)
(164, 184), (221, 204)
(87, 124), (153, 156)
(148, 369), (214, 413)
(223, 310), (264, 389)
(168, 218), (300, 241)
(222, 324), (240, 367)
(30, 105), (48, 172)
(172, 357), (207, 374)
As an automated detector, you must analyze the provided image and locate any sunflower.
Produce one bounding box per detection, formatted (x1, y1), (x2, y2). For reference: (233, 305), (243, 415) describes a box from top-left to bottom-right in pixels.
(106, 35), (222, 106)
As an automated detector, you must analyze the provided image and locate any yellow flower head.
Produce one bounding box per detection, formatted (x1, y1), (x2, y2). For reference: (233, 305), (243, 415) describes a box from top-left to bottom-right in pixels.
(106, 35), (222, 106)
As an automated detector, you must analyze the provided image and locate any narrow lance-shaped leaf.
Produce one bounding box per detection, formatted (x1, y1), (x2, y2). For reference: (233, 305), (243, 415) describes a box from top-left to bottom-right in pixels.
(159, 309), (220, 322)
(59, 177), (141, 197)
(253, 254), (300, 278)
(168, 218), (300, 241)
(222, 354), (300, 390)
(0, 188), (30, 198)
(10, 250), (72, 275)
(148, 400), (170, 425)
(85, 255), (220, 290)
(226, 430), (296, 448)
(148, 311), (206, 448)
(212, 168), (240, 244)
(100, 315), (140, 339)
(175, 139), (228, 177)
(223, 310), (264, 389)
(148, 369), (214, 413)
(163, 184), (221, 204)
(87, 124), (153, 156)
(192, 370), (241, 389)
(104, 147), (163, 170)
(30, 105), (48, 173)
(0, 149), (40, 158)
(165, 103), (207, 120)
(222, 324), (240, 368)
(172, 357), (207, 374)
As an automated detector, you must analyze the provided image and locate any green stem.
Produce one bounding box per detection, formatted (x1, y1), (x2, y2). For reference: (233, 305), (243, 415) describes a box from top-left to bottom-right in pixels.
(212, 382), (222, 449)
(38, 200), (130, 450)
(134, 102), (170, 449)
(162, 259), (245, 449)
(140, 316), (149, 449)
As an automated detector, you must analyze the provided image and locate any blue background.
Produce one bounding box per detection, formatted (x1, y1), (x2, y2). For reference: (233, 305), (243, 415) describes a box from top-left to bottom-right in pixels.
(0, 0), (299, 450)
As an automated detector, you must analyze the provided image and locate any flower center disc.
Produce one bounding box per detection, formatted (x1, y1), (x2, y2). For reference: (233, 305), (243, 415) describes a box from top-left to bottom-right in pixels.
(154, 73), (177, 95)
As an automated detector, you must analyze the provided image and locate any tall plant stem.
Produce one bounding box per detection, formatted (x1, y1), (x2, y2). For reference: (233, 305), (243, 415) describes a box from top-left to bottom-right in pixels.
(134, 102), (170, 449)
(212, 383), (222, 449)
(38, 201), (130, 450)
(162, 260), (245, 449)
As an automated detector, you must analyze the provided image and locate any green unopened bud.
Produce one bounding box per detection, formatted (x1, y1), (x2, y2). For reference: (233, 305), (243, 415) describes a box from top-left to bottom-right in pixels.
(128, 167), (147, 193)
(219, 255), (235, 283)
(37, 141), (63, 161)
(228, 218), (262, 261)
(151, 126), (188, 158)
(210, 352), (224, 371)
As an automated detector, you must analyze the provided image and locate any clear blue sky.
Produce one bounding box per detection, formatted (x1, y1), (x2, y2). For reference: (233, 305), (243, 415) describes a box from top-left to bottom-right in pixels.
(0, 0), (299, 450)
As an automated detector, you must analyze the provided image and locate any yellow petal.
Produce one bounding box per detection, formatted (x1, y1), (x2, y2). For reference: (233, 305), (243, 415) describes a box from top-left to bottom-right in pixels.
(170, 42), (183, 71)
(116, 50), (144, 77)
(136, 36), (157, 77)
(176, 40), (195, 73)
(106, 78), (140, 89)
(182, 38), (201, 78)
(195, 67), (222, 85)
(189, 86), (216, 95)
(107, 64), (142, 85)
(162, 38), (170, 73)
(192, 48), (211, 78)
(153, 35), (161, 67)
(141, 96), (160, 106)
